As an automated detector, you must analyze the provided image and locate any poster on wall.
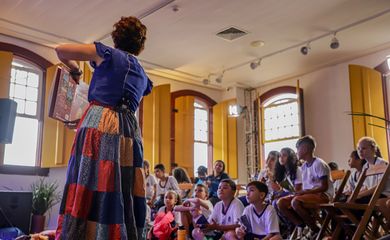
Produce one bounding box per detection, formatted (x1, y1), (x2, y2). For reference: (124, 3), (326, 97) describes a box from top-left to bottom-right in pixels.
(48, 66), (89, 123)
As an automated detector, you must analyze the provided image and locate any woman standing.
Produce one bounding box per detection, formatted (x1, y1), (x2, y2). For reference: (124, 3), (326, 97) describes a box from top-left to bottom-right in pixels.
(55, 16), (152, 239)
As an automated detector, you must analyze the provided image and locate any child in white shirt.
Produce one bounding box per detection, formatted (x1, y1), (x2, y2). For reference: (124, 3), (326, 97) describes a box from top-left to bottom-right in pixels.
(144, 160), (157, 224)
(154, 163), (181, 210)
(174, 183), (213, 238)
(236, 181), (282, 240)
(193, 179), (244, 240)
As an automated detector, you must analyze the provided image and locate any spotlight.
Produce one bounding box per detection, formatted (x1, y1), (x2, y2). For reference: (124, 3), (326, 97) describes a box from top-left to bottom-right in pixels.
(202, 78), (209, 85)
(330, 33), (339, 49)
(300, 43), (311, 55)
(250, 59), (261, 70)
(215, 71), (225, 84)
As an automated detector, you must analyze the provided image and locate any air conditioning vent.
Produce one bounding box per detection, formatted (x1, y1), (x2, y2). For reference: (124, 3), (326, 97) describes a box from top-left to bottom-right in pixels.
(216, 27), (248, 41)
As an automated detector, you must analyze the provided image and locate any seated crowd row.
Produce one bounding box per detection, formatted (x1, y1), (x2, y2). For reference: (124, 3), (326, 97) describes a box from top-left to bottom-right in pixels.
(143, 135), (390, 240)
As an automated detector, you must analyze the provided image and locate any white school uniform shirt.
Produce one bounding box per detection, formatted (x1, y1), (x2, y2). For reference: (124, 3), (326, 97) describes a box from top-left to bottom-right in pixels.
(301, 157), (334, 199)
(156, 175), (181, 196)
(362, 157), (390, 197)
(146, 174), (157, 200)
(158, 206), (182, 226)
(344, 169), (361, 193)
(209, 198), (244, 225)
(199, 200), (214, 219)
(242, 204), (280, 236)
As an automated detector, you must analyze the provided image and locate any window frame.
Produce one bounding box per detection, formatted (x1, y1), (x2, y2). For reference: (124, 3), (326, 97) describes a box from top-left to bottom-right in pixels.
(259, 86), (305, 163)
(0, 42), (52, 176)
(170, 90), (216, 174)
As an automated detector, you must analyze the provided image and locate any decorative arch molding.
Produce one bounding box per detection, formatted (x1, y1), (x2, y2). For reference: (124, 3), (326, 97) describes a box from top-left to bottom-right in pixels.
(171, 90), (216, 170)
(0, 42), (53, 69)
(259, 85), (305, 135)
(258, 85), (306, 160)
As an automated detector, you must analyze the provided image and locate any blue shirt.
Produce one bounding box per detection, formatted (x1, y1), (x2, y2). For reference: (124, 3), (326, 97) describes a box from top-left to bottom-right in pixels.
(89, 42), (153, 112)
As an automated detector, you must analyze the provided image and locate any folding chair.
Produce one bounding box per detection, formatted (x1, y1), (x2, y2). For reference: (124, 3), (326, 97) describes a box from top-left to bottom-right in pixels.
(313, 169), (351, 240)
(288, 169), (350, 240)
(331, 164), (390, 240)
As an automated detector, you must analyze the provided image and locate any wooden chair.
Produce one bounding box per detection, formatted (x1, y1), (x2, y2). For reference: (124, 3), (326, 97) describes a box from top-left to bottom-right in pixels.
(178, 183), (193, 191)
(330, 164), (390, 240)
(288, 169), (350, 240)
(313, 169), (351, 240)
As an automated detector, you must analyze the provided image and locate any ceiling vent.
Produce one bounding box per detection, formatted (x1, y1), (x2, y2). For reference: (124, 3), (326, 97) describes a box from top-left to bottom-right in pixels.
(216, 27), (248, 41)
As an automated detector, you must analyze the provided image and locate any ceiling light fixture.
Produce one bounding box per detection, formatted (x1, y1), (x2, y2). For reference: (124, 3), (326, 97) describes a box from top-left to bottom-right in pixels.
(219, 9), (390, 75)
(300, 42), (311, 55)
(250, 59), (262, 70)
(215, 71), (225, 83)
(202, 78), (209, 85)
(330, 32), (340, 49)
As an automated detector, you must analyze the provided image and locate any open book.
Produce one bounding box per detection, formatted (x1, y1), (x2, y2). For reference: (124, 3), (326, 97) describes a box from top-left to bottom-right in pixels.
(48, 66), (89, 123)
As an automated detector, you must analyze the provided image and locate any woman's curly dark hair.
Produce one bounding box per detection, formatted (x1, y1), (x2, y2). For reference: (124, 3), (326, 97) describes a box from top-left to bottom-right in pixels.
(111, 16), (147, 55)
(274, 147), (298, 183)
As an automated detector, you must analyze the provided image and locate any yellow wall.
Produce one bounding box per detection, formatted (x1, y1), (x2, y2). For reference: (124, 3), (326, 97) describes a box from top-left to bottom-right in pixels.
(174, 96), (195, 176)
(213, 99), (238, 178)
(142, 84), (171, 168)
(349, 64), (388, 160)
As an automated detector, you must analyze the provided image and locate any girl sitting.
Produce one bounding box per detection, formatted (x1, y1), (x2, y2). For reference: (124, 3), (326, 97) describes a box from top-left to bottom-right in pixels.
(149, 191), (182, 240)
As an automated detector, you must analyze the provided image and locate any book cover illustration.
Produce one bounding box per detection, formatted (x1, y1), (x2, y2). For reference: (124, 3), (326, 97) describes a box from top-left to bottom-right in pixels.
(48, 66), (89, 123)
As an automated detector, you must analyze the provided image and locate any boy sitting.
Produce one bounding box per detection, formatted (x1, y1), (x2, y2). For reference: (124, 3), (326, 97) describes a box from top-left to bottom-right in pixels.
(280, 135), (334, 238)
(236, 181), (282, 240)
(193, 179), (244, 240)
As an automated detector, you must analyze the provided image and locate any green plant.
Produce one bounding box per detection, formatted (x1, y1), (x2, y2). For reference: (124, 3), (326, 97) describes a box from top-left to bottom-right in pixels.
(31, 178), (61, 215)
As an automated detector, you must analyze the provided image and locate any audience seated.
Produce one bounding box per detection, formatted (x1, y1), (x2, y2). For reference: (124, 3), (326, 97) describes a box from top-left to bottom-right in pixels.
(206, 160), (230, 205)
(279, 135), (334, 239)
(273, 147), (302, 235)
(193, 179), (244, 240)
(144, 160), (157, 227)
(148, 191), (182, 240)
(235, 181), (282, 240)
(173, 167), (192, 199)
(194, 165), (208, 184)
(174, 183), (213, 239)
(153, 163), (181, 210)
(258, 151), (280, 202)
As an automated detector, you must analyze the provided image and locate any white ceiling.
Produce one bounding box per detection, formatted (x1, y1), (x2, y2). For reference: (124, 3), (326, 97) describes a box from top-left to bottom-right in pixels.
(1, 0), (390, 89)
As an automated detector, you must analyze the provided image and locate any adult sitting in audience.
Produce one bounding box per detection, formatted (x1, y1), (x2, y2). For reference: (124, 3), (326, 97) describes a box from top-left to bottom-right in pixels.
(280, 135), (334, 239)
(173, 167), (192, 199)
(193, 179), (244, 240)
(258, 151), (280, 202)
(206, 160), (230, 205)
(154, 163), (181, 210)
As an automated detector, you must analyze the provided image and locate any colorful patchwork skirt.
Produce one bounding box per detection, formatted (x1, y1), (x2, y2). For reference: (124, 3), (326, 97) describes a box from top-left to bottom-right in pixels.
(56, 102), (146, 240)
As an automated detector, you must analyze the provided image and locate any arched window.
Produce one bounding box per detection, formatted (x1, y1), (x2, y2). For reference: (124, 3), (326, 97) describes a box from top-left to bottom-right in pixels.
(193, 99), (209, 175)
(171, 90), (216, 176)
(260, 86), (304, 160)
(5, 58), (43, 166)
(0, 42), (52, 174)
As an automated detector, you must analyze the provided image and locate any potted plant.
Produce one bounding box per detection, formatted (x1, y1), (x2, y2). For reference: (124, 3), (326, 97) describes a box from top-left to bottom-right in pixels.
(30, 178), (61, 233)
